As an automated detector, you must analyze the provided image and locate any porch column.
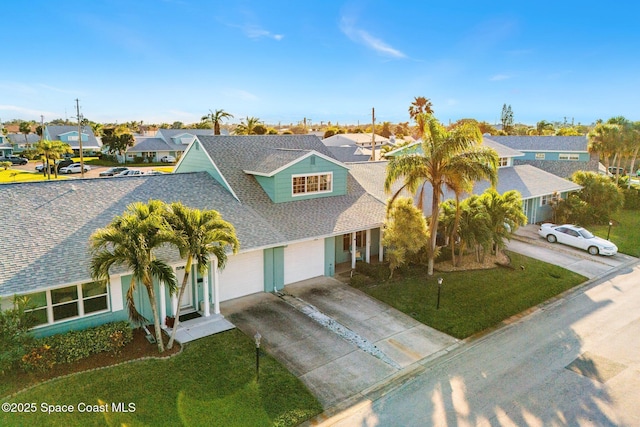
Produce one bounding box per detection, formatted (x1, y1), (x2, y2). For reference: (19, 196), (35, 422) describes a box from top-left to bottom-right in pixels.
(379, 228), (384, 262)
(202, 266), (210, 317)
(351, 232), (357, 269)
(213, 256), (220, 315)
(171, 294), (178, 317)
(160, 280), (167, 327)
(365, 229), (371, 263)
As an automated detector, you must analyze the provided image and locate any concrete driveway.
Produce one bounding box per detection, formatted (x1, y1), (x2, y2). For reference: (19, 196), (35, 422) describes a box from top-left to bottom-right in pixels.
(220, 278), (458, 408)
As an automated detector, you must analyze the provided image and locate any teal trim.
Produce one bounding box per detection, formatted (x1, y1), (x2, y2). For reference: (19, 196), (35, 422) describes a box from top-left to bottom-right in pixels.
(519, 152), (589, 161)
(324, 237), (336, 276)
(30, 310), (128, 339)
(335, 233), (351, 264)
(263, 247), (284, 292)
(255, 175), (276, 201)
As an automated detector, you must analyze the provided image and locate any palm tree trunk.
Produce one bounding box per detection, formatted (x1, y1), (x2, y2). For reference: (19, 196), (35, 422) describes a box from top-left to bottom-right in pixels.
(144, 279), (165, 353)
(427, 188), (440, 275)
(167, 257), (193, 350)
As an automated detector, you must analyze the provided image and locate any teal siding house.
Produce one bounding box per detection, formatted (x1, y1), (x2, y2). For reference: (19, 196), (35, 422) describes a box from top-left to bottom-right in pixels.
(0, 135), (386, 338)
(382, 138), (581, 225)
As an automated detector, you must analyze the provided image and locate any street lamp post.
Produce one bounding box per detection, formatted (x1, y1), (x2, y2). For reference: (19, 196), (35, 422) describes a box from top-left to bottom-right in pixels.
(607, 220), (613, 240)
(254, 332), (261, 382)
(436, 277), (443, 310)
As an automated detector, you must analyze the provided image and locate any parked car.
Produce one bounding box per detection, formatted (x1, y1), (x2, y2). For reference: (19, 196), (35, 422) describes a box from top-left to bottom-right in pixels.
(59, 163), (91, 174)
(145, 170), (167, 175)
(160, 155), (176, 163)
(538, 223), (618, 256)
(99, 167), (129, 177)
(116, 169), (144, 177)
(608, 166), (626, 176)
(0, 155), (28, 165)
(35, 159), (74, 173)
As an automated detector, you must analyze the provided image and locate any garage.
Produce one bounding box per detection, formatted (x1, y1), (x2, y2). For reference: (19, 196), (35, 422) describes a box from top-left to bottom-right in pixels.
(284, 240), (325, 285)
(218, 250), (264, 302)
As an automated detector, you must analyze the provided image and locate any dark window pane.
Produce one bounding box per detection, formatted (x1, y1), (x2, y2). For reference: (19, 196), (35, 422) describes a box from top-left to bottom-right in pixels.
(28, 308), (48, 326)
(51, 286), (78, 305)
(84, 296), (108, 314)
(53, 302), (78, 320)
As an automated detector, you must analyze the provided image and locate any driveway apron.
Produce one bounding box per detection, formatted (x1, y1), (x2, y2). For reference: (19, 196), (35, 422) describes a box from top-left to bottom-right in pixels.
(220, 278), (458, 408)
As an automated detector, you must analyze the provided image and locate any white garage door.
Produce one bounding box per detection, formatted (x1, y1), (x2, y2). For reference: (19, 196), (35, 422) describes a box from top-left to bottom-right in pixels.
(284, 240), (325, 285)
(219, 251), (264, 301)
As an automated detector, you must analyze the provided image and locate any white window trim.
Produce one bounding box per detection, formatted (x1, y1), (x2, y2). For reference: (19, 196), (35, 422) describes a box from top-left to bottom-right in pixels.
(559, 153), (579, 161)
(291, 172), (333, 197)
(25, 282), (111, 329)
(540, 194), (551, 206)
(535, 153), (545, 160)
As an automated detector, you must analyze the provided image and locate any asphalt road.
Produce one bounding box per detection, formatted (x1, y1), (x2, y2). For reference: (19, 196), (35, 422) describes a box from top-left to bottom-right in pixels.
(323, 262), (640, 426)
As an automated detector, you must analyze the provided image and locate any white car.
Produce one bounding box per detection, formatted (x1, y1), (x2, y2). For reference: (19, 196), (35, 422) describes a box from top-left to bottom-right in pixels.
(160, 155), (176, 163)
(538, 223), (618, 256)
(60, 163), (91, 174)
(116, 169), (144, 177)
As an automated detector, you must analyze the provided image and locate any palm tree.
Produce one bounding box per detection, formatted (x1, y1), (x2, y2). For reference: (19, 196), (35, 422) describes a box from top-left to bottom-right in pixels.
(457, 195), (492, 262)
(19, 122), (32, 148)
(235, 116), (262, 135)
(479, 189), (527, 257)
(164, 202), (239, 350)
(202, 109), (234, 135)
(90, 200), (178, 353)
(35, 139), (72, 179)
(408, 97), (434, 138)
(384, 115), (498, 275)
(588, 122), (620, 173)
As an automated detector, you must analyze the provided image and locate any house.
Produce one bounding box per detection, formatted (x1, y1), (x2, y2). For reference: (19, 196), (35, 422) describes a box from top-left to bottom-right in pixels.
(6, 133), (41, 151)
(123, 129), (226, 163)
(0, 133), (13, 156)
(43, 125), (102, 156)
(0, 135), (386, 338)
(381, 138), (581, 224)
(323, 133), (392, 162)
(486, 135), (598, 179)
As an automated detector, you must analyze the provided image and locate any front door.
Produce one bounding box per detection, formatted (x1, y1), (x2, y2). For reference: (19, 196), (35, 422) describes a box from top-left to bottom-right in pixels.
(175, 266), (193, 311)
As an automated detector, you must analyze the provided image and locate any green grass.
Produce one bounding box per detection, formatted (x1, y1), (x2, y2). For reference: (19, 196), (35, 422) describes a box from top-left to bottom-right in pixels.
(351, 251), (586, 339)
(589, 209), (640, 257)
(0, 168), (68, 183)
(0, 329), (322, 427)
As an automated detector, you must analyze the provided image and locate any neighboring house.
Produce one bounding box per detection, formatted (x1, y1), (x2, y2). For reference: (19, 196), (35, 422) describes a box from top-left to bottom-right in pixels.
(123, 129), (225, 163)
(0, 135), (386, 338)
(0, 133), (13, 156)
(6, 133), (40, 151)
(323, 133), (391, 162)
(486, 135), (598, 179)
(382, 138), (581, 224)
(43, 125), (102, 156)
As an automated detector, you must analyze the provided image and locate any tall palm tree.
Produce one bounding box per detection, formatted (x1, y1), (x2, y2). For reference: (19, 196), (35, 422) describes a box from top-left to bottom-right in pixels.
(457, 195), (492, 262)
(385, 115), (498, 275)
(35, 139), (72, 179)
(202, 109), (234, 135)
(234, 116), (262, 135)
(90, 200), (178, 353)
(588, 122), (620, 173)
(164, 202), (239, 349)
(479, 189), (527, 257)
(408, 97), (434, 138)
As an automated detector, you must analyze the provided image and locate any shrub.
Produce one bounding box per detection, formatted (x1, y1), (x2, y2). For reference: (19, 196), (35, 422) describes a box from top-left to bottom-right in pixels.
(355, 261), (389, 282)
(21, 344), (55, 372)
(622, 187), (640, 210)
(40, 321), (133, 364)
(0, 296), (37, 375)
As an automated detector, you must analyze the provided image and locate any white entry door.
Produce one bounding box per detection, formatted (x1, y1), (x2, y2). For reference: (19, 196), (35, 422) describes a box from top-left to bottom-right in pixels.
(175, 266), (193, 310)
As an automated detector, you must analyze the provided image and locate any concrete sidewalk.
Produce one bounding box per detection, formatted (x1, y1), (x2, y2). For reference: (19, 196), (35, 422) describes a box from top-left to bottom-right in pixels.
(220, 278), (458, 408)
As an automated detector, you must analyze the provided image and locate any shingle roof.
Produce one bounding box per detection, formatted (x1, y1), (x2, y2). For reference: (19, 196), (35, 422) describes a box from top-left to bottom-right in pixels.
(6, 133), (41, 145)
(0, 173), (283, 297)
(196, 135), (387, 242)
(327, 146), (372, 163)
(46, 125), (101, 150)
(347, 161), (409, 203)
(322, 133), (390, 147)
(483, 138), (524, 158)
(246, 148), (313, 175)
(127, 137), (174, 152)
(487, 135), (589, 152)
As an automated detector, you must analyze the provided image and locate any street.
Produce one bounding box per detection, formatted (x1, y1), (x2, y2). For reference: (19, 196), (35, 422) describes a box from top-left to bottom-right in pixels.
(323, 262), (640, 426)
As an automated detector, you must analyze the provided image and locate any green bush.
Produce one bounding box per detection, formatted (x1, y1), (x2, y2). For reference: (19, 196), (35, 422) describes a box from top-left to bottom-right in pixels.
(355, 261), (389, 281)
(21, 344), (55, 372)
(40, 321), (133, 364)
(0, 296), (37, 375)
(622, 187), (640, 210)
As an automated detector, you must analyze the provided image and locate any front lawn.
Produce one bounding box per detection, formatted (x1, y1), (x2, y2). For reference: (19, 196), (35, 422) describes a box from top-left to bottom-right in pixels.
(0, 329), (322, 427)
(351, 251), (586, 339)
(590, 209), (640, 257)
(0, 169), (68, 183)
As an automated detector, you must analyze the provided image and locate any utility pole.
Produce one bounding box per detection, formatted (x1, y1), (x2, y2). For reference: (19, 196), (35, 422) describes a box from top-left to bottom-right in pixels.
(370, 107), (376, 161)
(40, 115), (44, 140)
(75, 99), (85, 178)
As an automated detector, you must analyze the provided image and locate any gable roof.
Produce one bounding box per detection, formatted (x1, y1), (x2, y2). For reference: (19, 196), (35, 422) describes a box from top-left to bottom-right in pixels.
(487, 135), (589, 152)
(347, 161), (410, 203)
(327, 146), (372, 163)
(127, 137), (174, 153)
(323, 133), (390, 147)
(0, 173), (283, 297)
(45, 125), (101, 149)
(191, 135), (387, 243)
(6, 133), (41, 145)
(244, 149), (347, 177)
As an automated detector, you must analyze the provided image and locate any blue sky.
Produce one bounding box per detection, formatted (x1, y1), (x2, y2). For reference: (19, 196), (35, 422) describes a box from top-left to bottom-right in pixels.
(2, 1), (639, 127)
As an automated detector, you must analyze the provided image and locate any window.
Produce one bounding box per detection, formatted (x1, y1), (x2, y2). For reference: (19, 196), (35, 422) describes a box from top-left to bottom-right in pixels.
(559, 153), (579, 161)
(343, 231), (366, 251)
(23, 281), (109, 327)
(498, 157), (509, 167)
(292, 173), (332, 196)
(541, 194), (551, 206)
(535, 153), (545, 160)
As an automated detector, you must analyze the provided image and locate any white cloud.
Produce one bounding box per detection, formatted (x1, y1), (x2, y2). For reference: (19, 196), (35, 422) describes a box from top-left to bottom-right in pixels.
(0, 105), (57, 118)
(490, 74), (511, 81)
(229, 23), (283, 41)
(339, 16), (406, 59)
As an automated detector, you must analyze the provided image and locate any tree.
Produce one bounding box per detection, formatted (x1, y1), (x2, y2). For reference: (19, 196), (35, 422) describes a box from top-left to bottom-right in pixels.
(569, 171), (624, 224)
(535, 120), (554, 135)
(588, 122), (620, 172)
(35, 139), (72, 179)
(201, 109), (234, 135)
(382, 198), (428, 278)
(478, 189), (527, 257)
(19, 122), (32, 147)
(500, 104), (514, 134)
(252, 124), (268, 135)
(90, 200), (178, 353)
(164, 202), (239, 349)
(101, 127), (135, 163)
(235, 117), (262, 135)
(384, 115), (498, 275)
(456, 195), (492, 262)
(408, 97), (434, 138)
(171, 121), (184, 129)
